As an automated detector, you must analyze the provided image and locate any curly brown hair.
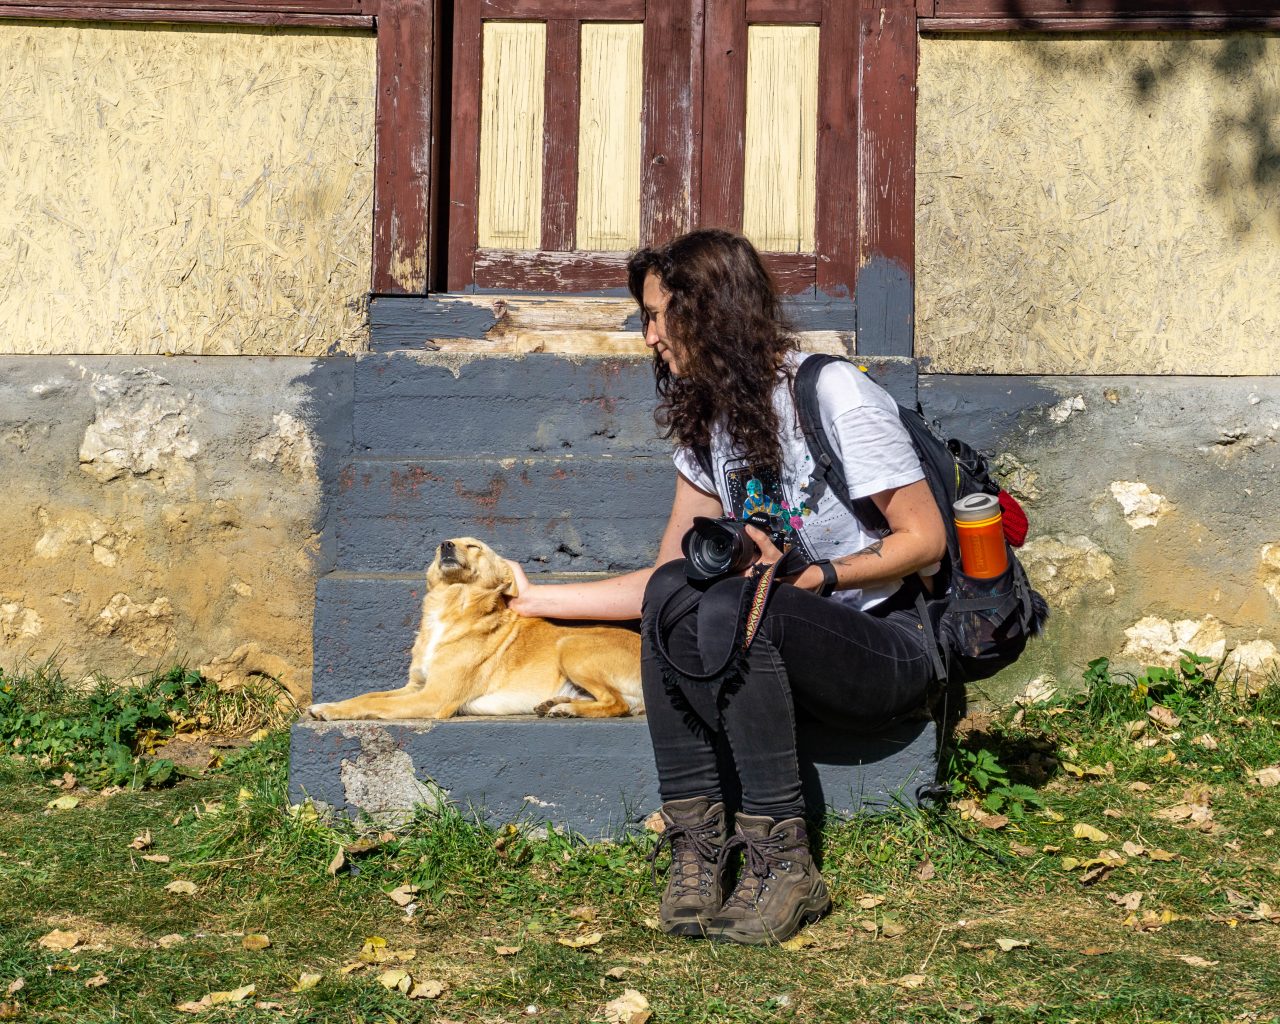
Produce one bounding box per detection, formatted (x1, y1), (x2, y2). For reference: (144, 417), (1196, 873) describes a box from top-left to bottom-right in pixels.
(627, 230), (798, 476)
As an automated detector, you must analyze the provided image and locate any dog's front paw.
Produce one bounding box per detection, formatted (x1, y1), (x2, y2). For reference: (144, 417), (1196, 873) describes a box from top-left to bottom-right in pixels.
(308, 702), (335, 720)
(533, 699), (557, 718)
(543, 702), (579, 718)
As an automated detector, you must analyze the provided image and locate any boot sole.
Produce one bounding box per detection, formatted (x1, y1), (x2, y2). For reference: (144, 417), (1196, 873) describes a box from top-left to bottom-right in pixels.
(703, 888), (832, 947)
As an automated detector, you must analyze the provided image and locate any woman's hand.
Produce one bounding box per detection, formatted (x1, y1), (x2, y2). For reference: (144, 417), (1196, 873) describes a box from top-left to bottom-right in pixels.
(742, 524), (784, 570)
(504, 559), (537, 616)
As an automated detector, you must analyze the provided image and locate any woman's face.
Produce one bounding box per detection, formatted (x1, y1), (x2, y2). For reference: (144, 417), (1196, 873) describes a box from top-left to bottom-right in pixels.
(642, 271), (683, 376)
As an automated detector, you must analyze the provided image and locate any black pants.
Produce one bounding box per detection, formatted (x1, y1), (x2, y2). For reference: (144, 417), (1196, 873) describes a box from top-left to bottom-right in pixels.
(641, 560), (935, 821)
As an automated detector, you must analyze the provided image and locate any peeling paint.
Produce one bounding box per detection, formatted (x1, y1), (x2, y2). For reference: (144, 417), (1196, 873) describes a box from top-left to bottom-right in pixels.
(1019, 535), (1116, 607)
(1048, 395), (1085, 424)
(79, 369), (199, 485)
(337, 724), (444, 826)
(94, 593), (175, 656)
(251, 412), (316, 478)
(1110, 481), (1172, 530)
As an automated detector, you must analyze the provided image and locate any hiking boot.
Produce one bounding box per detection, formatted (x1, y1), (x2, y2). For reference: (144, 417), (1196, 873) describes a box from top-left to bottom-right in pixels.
(647, 796), (728, 937)
(703, 813), (831, 946)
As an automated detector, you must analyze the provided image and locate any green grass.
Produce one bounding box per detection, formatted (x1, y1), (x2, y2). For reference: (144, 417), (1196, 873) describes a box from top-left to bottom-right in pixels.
(0, 660), (1278, 1023)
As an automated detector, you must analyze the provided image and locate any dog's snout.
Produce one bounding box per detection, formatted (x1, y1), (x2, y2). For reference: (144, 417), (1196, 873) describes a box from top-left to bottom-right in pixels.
(440, 540), (456, 556)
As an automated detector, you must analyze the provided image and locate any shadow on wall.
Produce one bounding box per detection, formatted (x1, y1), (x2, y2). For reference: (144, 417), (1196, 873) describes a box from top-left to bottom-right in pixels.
(990, 2), (1280, 238)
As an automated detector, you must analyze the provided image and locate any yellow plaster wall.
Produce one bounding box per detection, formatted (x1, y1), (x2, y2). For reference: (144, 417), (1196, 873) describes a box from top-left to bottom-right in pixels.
(917, 34), (1280, 375)
(0, 21), (375, 356)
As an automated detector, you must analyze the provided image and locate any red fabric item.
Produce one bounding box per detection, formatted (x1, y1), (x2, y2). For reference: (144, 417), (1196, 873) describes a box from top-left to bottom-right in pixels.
(998, 490), (1029, 547)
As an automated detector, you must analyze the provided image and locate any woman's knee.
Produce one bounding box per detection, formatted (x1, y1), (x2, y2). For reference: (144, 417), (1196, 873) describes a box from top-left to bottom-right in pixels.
(642, 559), (694, 623)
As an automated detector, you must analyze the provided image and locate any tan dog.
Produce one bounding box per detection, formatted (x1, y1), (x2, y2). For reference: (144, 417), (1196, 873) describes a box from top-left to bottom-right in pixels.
(308, 537), (643, 721)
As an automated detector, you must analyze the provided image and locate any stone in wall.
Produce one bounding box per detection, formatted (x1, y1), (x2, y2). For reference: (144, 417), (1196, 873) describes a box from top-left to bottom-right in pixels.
(199, 643), (296, 694)
(1110, 481), (1173, 530)
(1121, 615), (1227, 667)
(1019, 534), (1116, 607)
(1262, 544), (1280, 609)
(1222, 640), (1280, 696)
(0, 601), (43, 645)
(79, 369), (199, 485)
(251, 412), (317, 478)
(94, 594), (175, 658)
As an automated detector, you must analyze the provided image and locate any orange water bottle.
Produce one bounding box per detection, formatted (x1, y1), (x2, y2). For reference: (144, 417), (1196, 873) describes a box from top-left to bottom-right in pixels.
(953, 494), (1008, 579)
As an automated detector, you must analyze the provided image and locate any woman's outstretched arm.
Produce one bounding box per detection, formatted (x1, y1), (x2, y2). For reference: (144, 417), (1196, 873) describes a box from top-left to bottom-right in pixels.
(506, 473), (722, 620)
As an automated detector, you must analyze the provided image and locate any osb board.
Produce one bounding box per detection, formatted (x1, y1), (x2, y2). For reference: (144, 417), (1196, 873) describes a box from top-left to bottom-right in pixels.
(0, 21), (375, 356)
(478, 21), (545, 249)
(742, 25), (818, 254)
(577, 22), (643, 251)
(916, 34), (1280, 375)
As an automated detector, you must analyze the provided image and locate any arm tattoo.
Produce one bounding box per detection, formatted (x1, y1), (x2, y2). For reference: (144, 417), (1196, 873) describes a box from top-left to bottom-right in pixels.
(834, 540), (884, 567)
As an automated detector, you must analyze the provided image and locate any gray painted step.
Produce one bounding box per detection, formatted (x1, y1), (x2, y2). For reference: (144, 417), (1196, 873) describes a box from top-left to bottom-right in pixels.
(289, 715), (939, 838)
(332, 455), (671, 573)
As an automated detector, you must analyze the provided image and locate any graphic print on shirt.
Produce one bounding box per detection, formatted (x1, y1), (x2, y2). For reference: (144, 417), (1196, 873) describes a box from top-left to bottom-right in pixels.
(721, 459), (816, 561)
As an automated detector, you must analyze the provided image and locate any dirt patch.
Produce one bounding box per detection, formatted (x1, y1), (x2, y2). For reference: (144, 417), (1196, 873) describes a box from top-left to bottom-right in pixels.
(155, 735), (252, 772)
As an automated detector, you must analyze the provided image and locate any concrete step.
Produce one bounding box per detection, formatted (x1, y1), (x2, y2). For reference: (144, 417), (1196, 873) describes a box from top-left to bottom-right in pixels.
(289, 714), (939, 838)
(312, 571), (629, 704)
(331, 455), (670, 573)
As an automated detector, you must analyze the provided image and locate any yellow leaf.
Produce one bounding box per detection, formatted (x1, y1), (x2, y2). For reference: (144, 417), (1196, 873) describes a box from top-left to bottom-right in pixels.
(495, 946), (522, 956)
(141, 854), (170, 864)
(165, 880), (198, 896)
(893, 974), (927, 989)
(1073, 823), (1110, 843)
(236, 788), (253, 805)
(386, 884), (419, 908)
(995, 938), (1030, 952)
(45, 795), (79, 811)
(408, 979), (444, 1000)
(1251, 766), (1280, 788)
(603, 989), (651, 1024)
(156, 934), (185, 948)
(326, 848), (346, 876)
(780, 932), (819, 950)
(569, 905), (597, 923)
(37, 929), (82, 951)
(293, 973), (322, 992)
(5, 981), (23, 996)
(84, 974), (109, 989)
(557, 931), (603, 949)
(1061, 857), (1081, 871)
(1061, 761), (1085, 777)
(241, 933), (270, 951)
(857, 895), (885, 910)
(376, 969), (411, 993)
(1122, 841), (1145, 857)
(1177, 955), (1219, 968)
(1040, 809), (1065, 822)
(1147, 848), (1176, 862)
(880, 921), (907, 938)
(337, 962), (365, 975)
(129, 831), (153, 851)
(209, 985), (255, 1006)
(249, 728), (271, 742)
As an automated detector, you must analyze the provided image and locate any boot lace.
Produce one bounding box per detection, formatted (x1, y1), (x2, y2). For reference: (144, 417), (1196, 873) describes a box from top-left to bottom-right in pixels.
(648, 819), (722, 898)
(717, 830), (794, 911)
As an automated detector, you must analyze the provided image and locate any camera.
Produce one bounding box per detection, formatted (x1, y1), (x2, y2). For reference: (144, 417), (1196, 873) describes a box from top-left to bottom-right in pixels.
(682, 513), (791, 584)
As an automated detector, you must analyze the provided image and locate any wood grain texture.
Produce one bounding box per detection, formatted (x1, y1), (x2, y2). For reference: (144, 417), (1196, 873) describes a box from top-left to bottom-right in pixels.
(742, 24), (818, 253)
(856, 0), (915, 272)
(700, 0), (746, 232)
(0, 6), (371, 24)
(447, 0), (483, 290)
(761, 253), (817, 294)
(482, 0), (644, 17)
(577, 21), (643, 250)
(478, 21), (545, 250)
(474, 249), (629, 290)
(745, 0), (820, 22)
(931, 1), (1275, 16)
(0, 0), (363, 11)
(814, 0), (857, 297)
(641, 0), (698, 244)
(925, 17), (1280, 30)
(372, 0), (435, 294)
(541, 19), (580, 251)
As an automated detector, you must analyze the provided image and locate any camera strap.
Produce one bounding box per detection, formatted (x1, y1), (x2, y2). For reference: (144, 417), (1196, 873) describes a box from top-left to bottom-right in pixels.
(650, 548), (810, 682)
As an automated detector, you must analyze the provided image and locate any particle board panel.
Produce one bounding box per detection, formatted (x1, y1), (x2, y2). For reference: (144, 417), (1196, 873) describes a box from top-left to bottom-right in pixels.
(916, 34), (1280, 375)
(576, 21), (643, 251)
(0, 21), (375, 355)
(741, 24), (818, 253)
(478, 20), (545, 250)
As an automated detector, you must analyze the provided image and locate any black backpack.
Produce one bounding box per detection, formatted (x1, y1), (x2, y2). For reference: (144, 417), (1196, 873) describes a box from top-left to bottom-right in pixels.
(695, 354), (1048, 698)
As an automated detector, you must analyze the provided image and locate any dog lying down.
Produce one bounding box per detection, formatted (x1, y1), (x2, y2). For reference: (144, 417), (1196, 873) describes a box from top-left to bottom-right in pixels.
(308, 537), (644, 721)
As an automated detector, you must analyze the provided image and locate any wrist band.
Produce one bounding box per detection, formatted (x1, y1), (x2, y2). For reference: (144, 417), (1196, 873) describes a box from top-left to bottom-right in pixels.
(812, 559), (838, 598)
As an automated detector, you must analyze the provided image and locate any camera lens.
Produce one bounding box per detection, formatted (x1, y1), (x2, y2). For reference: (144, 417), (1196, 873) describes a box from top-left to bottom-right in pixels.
(683, 518), (759, 582)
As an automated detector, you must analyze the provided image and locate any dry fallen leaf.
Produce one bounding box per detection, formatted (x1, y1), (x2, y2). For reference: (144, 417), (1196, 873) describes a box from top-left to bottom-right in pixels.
(386, 884), (420, 908)
(141, 854), (170, 864)
(376, 968), (412, 993)
(293, 973), (322, 992)
(1080, 946), (1112, 956)
(995, 938), (1030, 952)
(1103, 808), (1124, 819)
(1107, 891), (1144, 911)
(1251, 766), (1280, 788)
(604, 966), (628, 980)
(1129, 781), (1152, 792)
(326, 848), (346, 876)
(569, 905), (598, 923)
(408, 979), (445, 1000)
(780, 932), (819, 950)
(880, 921), (907, 939)
(37, 929), (82, 951)
(4, 981), (21, 996)
(857, 895), (886, 910)
(337, 962), (365, 976)
(165, 880), (198, 896)
(892, 974), (927, 989)
(358, 936), (390, 963)
(1147, 705), (1181, 730)
(1010, 842), (1038, 857)
(495, 946), (522, 957)
(156, 934), (185, 948)
(241, 934), (270, 951)
(1147, 847), (1177, 862)
(45, 795), (79, 811)
(176, 984), (255, 1013)
(1122, 841), (1145, 857)
(1177, 955), (1219, 968)
(642, 811), (665, 834)
(916, 857), (936, 881)
(557, 931), (603, 949)
(84, 974), (108, 989)
(1073, 823), (1110, 843)
(129, 831), (153, 851)
(1192, 734), (1218, 750)
(603, 989), (651, 1024)
(0, 1004), (20, 1021)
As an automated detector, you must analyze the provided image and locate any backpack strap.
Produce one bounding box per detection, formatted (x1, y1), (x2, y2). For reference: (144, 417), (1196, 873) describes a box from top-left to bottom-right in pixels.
(793, 355), (889, 537)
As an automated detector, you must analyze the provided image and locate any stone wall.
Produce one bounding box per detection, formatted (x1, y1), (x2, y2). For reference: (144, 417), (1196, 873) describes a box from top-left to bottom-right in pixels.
(0, 357), (349, 701)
